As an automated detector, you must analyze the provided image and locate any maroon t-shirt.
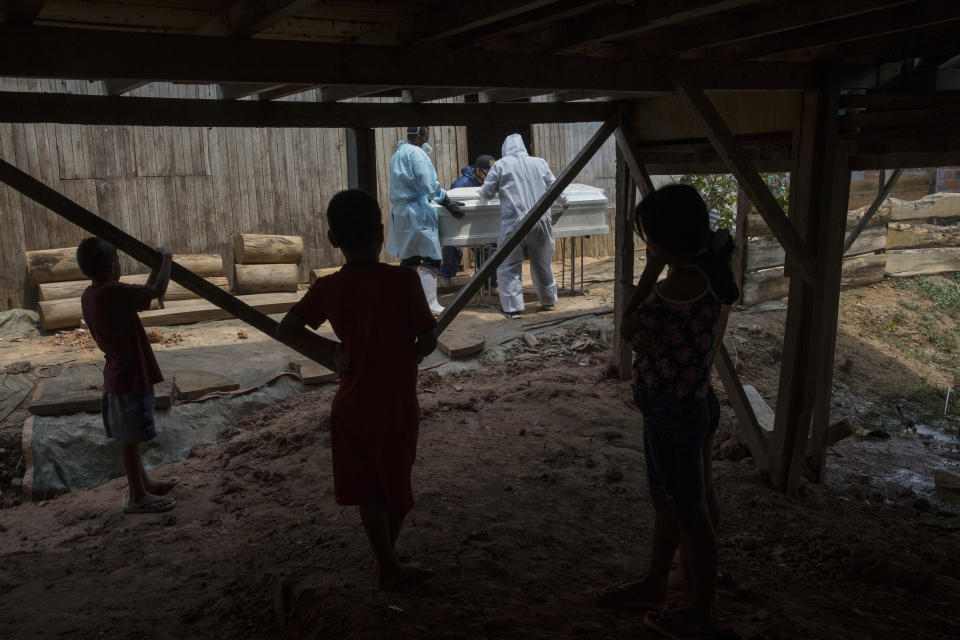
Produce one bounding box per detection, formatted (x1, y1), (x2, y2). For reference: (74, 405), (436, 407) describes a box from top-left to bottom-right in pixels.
(81, 280), (163, 394)
(290, 262), (436, 429)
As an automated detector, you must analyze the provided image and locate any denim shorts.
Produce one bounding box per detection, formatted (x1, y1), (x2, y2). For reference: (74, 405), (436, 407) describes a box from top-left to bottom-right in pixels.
(633, 385), (720, 506)
(101, 389), (157, 444)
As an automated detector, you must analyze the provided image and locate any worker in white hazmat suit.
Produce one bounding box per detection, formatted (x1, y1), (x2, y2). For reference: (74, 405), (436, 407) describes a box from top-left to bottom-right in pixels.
(385, 126), (466, 315)
(479, 134), (563, 318)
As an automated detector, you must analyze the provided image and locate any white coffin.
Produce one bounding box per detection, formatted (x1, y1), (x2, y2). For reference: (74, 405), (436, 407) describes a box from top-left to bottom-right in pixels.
(434, 183), (610, 246)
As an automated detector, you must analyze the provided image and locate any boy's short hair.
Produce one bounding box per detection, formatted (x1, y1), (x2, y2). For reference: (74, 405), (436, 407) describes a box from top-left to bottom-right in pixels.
(326, 189), (381, 251)
(76, 237), (119, 279)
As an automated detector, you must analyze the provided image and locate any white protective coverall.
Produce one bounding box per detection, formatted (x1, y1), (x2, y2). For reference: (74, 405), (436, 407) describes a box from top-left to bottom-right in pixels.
(479, 134), (561, 314)
(385, 140), (446, 261)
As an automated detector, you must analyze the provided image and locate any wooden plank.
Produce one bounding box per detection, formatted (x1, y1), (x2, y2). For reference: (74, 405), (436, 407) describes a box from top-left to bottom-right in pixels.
(714, 346), (770, 471)
(747, 225), (886, 270)
(890, 192), (960, 221)
(671, 71), (816, 285)
(435, 115), (618, 335)
(289, 358), (338, 385)
(195, 1), (321, 38)
(742, 384), (775, 433)
(887, 222), (960, 250)
(28, 382), (173, 416)
(139, 292), (300, 327)
(437, 330), (485, 358)
(742, 252), (886, 307)
(612, 143), (635, 380)
(0, 158), (333, 368)
(171, 370), (239, 401)
(885, 248), (960, 276)
(0, 26), (824, 92)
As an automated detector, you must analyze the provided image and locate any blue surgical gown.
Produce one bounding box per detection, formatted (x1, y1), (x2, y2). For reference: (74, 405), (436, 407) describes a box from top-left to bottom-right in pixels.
(385, 141), (446, 260)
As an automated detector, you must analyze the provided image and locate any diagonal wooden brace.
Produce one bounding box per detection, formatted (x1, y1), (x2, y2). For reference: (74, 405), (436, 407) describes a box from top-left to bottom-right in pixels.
(0, 158), (336, 371)
(434, 115), (618, 335)
(671, 71), (817, 285)
(843, 168), (902, 252)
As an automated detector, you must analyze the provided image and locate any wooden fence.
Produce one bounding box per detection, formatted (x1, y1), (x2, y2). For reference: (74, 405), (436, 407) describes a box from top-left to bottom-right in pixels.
(741, 192), (960, 306)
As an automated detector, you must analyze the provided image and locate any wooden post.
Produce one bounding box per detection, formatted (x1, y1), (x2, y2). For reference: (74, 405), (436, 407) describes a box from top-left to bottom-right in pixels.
(734, 187), (750, 299)
(0, 158), (336, 371)
(434, 115), (617, 335)
(769, 85), (850, 491)
(613, 144), (637, 379)
(345, 127), (378, 198)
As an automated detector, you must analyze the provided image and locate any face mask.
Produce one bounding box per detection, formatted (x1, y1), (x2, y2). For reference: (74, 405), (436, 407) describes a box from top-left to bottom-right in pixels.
(420, 141), (433, 155)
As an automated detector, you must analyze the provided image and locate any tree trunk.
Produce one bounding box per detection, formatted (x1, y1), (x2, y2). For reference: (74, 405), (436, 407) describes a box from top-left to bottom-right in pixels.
(234, 263), (300, 294)
(234, 234), (303, 264)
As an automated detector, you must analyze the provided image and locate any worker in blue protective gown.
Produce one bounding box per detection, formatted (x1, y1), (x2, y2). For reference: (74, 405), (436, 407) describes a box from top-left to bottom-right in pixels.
(385, 126), (465, 315)
(478, 134), (563, 319)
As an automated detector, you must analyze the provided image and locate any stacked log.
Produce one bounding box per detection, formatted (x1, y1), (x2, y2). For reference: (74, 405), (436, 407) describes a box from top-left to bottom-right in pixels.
(233, 234), (302, 294)
(33, 250), (228, 330)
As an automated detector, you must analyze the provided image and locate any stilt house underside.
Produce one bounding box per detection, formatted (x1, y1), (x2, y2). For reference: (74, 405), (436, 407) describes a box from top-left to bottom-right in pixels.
(2, 0), (960, 491)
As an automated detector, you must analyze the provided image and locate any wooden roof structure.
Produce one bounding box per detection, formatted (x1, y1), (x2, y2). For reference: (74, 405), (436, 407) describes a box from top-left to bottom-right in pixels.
(2, 0), (960, 491)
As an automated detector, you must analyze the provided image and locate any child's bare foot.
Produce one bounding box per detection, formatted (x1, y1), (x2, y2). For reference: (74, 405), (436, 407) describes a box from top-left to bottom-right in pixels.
(145, 476), (179, 495)
(377, 562), (434, 590)
(595, 577), (666, 609)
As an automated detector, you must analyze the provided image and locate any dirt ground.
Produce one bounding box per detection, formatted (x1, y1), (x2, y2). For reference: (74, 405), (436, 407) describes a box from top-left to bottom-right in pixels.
(1, 259), (960, 639)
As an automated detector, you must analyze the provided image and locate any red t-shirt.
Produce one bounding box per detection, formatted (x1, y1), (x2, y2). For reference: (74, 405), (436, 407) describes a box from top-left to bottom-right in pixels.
(290, 262), (436, 429)
(81, 280), (163, 394)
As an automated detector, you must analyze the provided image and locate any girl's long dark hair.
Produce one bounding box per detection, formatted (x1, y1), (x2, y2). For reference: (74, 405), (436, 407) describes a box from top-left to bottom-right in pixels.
(635, 184), (740, 304)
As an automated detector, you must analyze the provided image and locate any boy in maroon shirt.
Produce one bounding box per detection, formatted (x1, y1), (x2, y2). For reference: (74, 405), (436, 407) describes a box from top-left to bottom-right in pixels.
(278, 189), (438, 589)
(77, 237), (178, 514)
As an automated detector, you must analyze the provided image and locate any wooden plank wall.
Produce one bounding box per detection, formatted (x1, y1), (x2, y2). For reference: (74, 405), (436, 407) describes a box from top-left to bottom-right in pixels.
(0, 81), (466, 310)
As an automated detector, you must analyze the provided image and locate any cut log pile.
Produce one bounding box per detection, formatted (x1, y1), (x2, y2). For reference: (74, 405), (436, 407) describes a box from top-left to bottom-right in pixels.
(233, 234), (302, 294)
(29, 249), (230, 330)
(741, 192), (960, 306)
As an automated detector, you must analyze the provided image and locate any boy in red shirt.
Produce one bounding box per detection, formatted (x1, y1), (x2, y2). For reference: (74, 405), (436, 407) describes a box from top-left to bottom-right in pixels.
(77, 237), (178, 513)
(278, 189), (438, 589)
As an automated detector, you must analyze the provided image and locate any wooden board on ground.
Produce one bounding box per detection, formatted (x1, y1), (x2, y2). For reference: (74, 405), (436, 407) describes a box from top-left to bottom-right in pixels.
(741, 253), (886, 306)
(28, 381), (173, 416)
(742, 385), (775, 433)
(885, 248), (960, 277)
(234, 233), (303, 264)
(138, 292), (301, 327)
(747, 225), (886, 271)
(290, 358), (337, 385)
(438, 330), (485, 358)
(234, 263), (299, 294)
(39, 275), (230, 301)
(25, 247), (84, 285)
(172, 370), (239, 401)
(887, 222), (960, 250)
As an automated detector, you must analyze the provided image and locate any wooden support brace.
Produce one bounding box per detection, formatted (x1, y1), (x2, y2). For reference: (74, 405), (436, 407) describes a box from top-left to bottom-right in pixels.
(670, 71), (817, 285)
(614, 124), (655, 196)
(0, 158), (336, 371)
(613, 144), (637, 380)
(434, 115), (618, 335)
(714, 344), (770, 471)
(843, 168), (902, 252)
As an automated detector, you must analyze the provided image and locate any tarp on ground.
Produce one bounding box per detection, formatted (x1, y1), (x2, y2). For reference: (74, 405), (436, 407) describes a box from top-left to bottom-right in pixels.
(0, 309), (41, 340)
(23, 374), (301, 499)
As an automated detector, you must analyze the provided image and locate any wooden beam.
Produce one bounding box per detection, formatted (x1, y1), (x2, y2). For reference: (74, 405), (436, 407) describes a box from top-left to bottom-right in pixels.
(355, 0), (562, 45)
(843, 168), (902, 252)
(195, 0), (320, 38)
(0, 158), (336, 371)
(633, 0), (912, 58)
(401, 88), (479, 103)
(345, 128), (377, 197)
(670, 71), (816, 285)
(3, 0), (47, 23)
(451, 0), (610, 48)
(526, 0), (761, 53)
(0, 26), (824, 92)
(217, 83), (287, 100)
(0, 91), (617, 127)
(715, 345), (770, 471)
(479, 89), (545, 103)
(434, 115), (617, 334)
(614, 125), (655, 196)
(612, 144), (636, 380)
(101, 79), (149, 96)
(256, 84), (318, 101)
(697, 0), (960, 61)
(318, 85), (394, 102)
